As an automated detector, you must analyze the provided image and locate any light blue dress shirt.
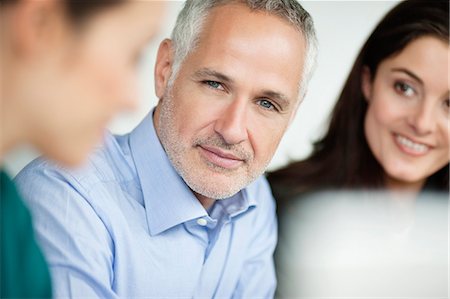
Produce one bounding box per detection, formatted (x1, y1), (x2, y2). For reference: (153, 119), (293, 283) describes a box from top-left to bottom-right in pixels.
(15, 111), (277, 299)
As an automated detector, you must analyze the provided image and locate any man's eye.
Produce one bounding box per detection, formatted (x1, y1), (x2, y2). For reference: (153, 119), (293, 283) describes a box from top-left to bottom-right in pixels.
(258, 99), (276, 111)
(203, 80), (223, 90)
(394, 81), (415, 97)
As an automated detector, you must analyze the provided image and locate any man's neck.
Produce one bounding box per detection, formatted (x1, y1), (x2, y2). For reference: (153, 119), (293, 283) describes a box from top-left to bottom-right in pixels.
(194, 192), (216, 210)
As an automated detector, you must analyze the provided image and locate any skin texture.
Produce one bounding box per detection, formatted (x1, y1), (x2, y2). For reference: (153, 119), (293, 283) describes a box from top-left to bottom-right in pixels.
(1, 0), (164, 166)
(153, 3), (306, 208)
(362, 36), (450, 192)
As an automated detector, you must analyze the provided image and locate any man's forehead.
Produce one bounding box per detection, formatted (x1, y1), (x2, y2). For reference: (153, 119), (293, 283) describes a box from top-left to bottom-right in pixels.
(197, 2), (305, 48)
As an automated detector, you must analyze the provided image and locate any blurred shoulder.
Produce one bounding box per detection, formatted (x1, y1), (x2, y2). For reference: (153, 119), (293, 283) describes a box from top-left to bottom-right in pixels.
(14, 131), (131, 192)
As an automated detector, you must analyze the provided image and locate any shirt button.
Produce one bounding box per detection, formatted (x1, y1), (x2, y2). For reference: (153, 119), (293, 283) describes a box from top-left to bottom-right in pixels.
(197, 218), (208, 226)
(228, 204), (237, 212)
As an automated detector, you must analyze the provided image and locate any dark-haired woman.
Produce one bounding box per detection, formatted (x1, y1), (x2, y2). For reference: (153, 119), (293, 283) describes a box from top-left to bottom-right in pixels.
(269, 0), (448, 196)
(0, 0), (164, 297)
(269, 0), (449, 297)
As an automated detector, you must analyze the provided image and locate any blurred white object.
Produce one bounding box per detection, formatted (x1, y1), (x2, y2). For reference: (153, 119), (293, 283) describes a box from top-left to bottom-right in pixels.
(277, 190), (448, 298)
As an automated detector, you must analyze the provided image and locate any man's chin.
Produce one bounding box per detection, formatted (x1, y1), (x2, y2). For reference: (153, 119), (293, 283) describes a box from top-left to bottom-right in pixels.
(184, 177), (244, 200)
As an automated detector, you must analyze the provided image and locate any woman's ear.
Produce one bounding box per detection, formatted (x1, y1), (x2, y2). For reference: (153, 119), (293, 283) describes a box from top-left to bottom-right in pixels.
(154, 39), (174, 99)
(361, 66), (373, 102)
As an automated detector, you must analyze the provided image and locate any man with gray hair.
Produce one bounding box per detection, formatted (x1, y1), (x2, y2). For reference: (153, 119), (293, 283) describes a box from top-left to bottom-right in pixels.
(15, 0), (317, 298)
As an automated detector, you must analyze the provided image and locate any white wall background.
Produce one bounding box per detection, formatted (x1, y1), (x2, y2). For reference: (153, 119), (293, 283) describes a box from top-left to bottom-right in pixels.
(4, 0), (400, 176)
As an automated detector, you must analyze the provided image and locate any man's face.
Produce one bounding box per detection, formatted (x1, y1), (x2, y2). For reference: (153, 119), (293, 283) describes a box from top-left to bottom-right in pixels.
(154, 3), (306, 199)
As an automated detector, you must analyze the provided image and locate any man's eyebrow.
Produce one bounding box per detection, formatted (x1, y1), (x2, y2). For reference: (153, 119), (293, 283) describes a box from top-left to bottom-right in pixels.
(193, 68), (234, 85)
(391, 68), (423, 85)
(261, 90), (291, 110)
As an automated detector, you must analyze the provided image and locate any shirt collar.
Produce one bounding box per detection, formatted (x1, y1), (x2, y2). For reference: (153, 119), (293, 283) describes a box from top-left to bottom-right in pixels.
(129, 110), (257, 236)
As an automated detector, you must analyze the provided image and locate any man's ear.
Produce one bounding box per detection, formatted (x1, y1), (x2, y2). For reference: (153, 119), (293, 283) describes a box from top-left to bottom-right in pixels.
(10, 0), (64, 59)
(361, 66), (373, 102)
(154, 39), (174, 99)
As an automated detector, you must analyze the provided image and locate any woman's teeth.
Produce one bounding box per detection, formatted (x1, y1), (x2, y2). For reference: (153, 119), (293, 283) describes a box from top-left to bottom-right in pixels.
(396, 134), (429, 154)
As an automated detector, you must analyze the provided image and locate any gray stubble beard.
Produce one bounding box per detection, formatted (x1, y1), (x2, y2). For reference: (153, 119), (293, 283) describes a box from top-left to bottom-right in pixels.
(156, 89), (270, 200)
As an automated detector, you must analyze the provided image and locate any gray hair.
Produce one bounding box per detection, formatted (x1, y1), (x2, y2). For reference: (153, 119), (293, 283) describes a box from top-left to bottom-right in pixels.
(169, 0), (318, 100)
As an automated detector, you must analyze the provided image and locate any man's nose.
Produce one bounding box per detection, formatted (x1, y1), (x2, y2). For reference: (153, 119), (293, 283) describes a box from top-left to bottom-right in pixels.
(213, 98), (249, 145)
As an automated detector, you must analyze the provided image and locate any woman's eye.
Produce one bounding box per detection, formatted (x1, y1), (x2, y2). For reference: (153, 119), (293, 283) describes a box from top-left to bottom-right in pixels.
(203, 80), (223, 90)
(394, 81), (415, 97)
(258, 99), (276, 111)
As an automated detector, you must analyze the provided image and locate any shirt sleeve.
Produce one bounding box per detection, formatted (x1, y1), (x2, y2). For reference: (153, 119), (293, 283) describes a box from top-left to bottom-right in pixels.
(232, 177), (277, 299)
(15, 160), (120, 299)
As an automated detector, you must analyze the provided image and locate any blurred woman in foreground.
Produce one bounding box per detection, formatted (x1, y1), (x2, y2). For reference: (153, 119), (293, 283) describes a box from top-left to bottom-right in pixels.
(0, 0), (164, 297)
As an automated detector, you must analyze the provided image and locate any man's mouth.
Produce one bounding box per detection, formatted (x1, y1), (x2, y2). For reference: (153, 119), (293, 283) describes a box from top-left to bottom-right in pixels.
(198, 145), (245, 169)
